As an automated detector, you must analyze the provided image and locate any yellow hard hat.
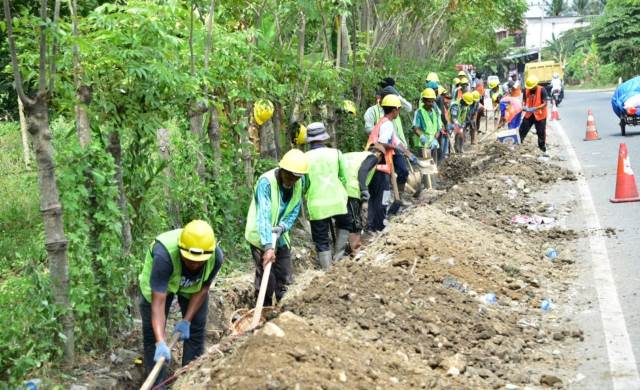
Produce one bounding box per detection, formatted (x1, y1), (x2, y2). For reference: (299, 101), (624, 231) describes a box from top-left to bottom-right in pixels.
(380, 94), (401, 108)
(459, 76), (469, 84)
(457, 70), (467, 77)
(453, 77), (461, 85)
(179, 220), (216, 262)
(438, 85), (446, 95)
(488, 80), (499, 89)
(279, 148), (309, 175)
(472, 90), (481, 102)
(294, 123), (307, 145)
(426, 72), (440, 82)
(421, 88), (436, 100)
(343, 100), (356, 115)
(253, 99), (274, 125)
(525, 75), (539, 89)
(462, 92), (474, 105)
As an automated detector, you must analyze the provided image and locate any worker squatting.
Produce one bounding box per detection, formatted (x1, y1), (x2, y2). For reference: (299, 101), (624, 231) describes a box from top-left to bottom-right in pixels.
(137, 70), (549, 386)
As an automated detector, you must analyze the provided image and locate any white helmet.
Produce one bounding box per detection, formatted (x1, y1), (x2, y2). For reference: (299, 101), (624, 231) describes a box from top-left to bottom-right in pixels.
(552, 73), (559, 79)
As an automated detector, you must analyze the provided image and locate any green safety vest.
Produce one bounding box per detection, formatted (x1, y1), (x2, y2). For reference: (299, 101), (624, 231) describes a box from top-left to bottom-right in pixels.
(343, 152), (376, 199)
(245, 169), (303, 249)
(373, 105), (407, 145)
(414, 106), (442, 146)
(305, 147), (348, 220)
(138, 229), (216, 303)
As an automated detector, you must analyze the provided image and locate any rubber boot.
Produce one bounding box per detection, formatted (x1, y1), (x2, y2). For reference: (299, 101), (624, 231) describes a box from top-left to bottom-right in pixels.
(317, 251), (332, 271)
(333, 229), (350, 261)
(397, 183), (411, 206)
(348, 233), (362, 257)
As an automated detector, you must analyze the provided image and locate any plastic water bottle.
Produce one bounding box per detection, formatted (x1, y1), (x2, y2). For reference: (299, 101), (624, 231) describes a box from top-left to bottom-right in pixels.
(23, 379), (41, 390)
(545, 248), (558, 259)
(483, 293), (497, 304)
(541, 299), (553, 311)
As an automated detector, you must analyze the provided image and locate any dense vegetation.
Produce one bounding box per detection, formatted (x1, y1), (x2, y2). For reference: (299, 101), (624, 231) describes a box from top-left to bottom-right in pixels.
(545, 0), (640, 86)
(0, 0), (525, 385)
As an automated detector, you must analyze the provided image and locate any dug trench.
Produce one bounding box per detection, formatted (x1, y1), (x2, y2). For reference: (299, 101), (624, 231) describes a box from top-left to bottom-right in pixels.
(167, 140), (584, 389)
(70, 137), (582, 389)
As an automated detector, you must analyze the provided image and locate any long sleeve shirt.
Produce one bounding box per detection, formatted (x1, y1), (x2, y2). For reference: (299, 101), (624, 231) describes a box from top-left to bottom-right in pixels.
(357, 154), (379, 193)
(255, 172), (302, 249)
(364, 104), (384, 134)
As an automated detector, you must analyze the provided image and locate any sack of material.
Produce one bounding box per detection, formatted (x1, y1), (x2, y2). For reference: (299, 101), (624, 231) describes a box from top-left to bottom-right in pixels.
(612, 76), (640, 117)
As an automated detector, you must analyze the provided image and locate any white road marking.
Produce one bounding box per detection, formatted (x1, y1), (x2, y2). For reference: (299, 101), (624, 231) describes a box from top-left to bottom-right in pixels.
(554, 121), (640, 389)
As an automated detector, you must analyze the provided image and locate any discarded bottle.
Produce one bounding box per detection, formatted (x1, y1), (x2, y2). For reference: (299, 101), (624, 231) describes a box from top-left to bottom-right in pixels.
(541, 299), (553, 311)
(545, 248), (558, 259)
(23, 379), (41, 390)
(483, 293), (497, 304)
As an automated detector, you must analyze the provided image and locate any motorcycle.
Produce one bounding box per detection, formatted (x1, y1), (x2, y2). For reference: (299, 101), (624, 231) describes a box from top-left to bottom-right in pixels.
(551, 89), (563, 107)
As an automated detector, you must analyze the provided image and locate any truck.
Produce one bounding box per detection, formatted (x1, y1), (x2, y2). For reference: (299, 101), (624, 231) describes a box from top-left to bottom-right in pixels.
(524, 61), (564, 105)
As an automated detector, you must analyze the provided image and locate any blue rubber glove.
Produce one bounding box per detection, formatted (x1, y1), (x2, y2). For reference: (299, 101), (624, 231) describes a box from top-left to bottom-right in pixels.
(419, 134), (428, 144)
(408, 154), (418, 164)
(360, 189), (370, 201)
(154, 341), (171, 363)
(175, 320), (190, 341)
(430, 139), (439, 150)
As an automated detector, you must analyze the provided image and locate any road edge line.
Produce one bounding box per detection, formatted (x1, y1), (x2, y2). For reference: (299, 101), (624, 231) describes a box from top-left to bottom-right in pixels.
(553, 120), (640, 389)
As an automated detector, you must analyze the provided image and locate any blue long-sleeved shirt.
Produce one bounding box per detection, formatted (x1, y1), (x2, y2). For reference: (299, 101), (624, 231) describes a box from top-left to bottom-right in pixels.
(255, 171), (302, 249)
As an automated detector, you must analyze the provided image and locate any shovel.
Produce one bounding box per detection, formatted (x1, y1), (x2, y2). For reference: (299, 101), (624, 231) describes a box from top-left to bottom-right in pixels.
(229, 233), (279, 335)
(387, 159), (403, 215)
(140, 332), (181, 390)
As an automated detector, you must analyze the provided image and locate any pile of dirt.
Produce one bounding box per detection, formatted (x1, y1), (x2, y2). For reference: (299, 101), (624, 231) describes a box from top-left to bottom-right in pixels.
(173, 138), (581, 389)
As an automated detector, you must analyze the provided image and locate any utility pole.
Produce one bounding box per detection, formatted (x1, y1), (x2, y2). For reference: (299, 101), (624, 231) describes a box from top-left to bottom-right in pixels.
(538, 1), (544, 61)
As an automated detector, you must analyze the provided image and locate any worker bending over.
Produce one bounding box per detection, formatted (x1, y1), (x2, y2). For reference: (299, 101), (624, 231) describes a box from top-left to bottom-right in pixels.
(138, 220), (224, 386)
(245, 149), (309, 305)
(520, 75), (548, 154)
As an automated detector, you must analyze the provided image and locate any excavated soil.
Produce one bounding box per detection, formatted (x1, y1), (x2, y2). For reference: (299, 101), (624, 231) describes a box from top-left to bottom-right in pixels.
(172, 138), (583, 389)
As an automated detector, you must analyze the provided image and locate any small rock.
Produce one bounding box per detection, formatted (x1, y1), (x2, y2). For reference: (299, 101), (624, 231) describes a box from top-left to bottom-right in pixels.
(70, 386), (88, 390)
(427, 323), (441, 336)
(278, 311), (305, 324)
(440, 353), (466, 374)
(385, 311), (396, 320)
(447, 367), (460, 376)
(390, 377), (399, 384)
(338, 371), (347, 382)
(262, 322), (285, 338)
(540, 374), (562, 386)
(552, 332), (565, 341)
(505, 384), (519, 390)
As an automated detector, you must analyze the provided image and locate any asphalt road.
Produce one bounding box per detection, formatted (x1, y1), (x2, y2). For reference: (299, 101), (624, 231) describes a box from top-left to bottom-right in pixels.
(554, 90), (640, 388)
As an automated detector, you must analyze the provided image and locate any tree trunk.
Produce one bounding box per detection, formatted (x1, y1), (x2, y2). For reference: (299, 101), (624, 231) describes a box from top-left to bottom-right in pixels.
(272, 101), (282, 160)
(75, 85), (92, 148)
(340, 14), (350, 68)
(335, 15), (342, 68)
(107, 131), (132, 255)
(244, 103), (256, 189)
(157, 128), (182, 229)
(259, 118), (277, 159)
(17, 96), (30, 169)
(319, 103), (337, 145)
(297, 11), (306, 67)
(189, 103), (207, 185)
(206, 104), (221, 168)
(25, 93), (75, 364)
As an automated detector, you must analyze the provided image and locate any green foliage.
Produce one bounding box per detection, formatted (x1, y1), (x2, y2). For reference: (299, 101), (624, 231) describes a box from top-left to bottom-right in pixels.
(593, 0), (640, 78)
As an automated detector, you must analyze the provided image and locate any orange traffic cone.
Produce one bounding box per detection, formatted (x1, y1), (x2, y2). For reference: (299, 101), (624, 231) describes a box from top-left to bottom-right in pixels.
(584, 109), (601, 141)
(610, 143), (640, 203)
(551, 101), (560, 121)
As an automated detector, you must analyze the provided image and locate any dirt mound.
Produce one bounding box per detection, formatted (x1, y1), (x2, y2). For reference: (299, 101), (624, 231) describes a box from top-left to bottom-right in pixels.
(173, 139), (580, 389)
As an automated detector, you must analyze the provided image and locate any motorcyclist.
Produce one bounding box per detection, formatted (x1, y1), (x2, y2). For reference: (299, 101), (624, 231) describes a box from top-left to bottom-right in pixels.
(551, 73), (563, 105)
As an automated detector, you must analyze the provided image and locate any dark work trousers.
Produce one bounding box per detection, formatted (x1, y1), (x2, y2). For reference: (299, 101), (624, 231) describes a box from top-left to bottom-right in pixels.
(252, 245), (293, 306)
(519, 115), (547, 152)
(310, 212), (353, 252)
(367, 170), (390, 232)
(392, 153), (409, 186)
(139, 291), (209, 386)
(346, 197), (363, 232)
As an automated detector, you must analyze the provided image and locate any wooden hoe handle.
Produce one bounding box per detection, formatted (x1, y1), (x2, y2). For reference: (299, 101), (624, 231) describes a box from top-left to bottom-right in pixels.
(140, 332), (181, 390)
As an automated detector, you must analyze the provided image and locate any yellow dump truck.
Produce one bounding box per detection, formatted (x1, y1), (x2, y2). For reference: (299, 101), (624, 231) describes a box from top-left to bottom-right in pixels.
(524, 61), (563, 84)
(524, 61), (564, 104)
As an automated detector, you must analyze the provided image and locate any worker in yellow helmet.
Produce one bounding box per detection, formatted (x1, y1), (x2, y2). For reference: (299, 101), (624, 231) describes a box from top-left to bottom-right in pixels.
(468, 90), (484, 145)
(413, 88), (443, 161)
(520, 75), (549, 154)
(450, 92), (474, 153)
(138, 219), (224, 385)
(245, 149), (309, 305)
